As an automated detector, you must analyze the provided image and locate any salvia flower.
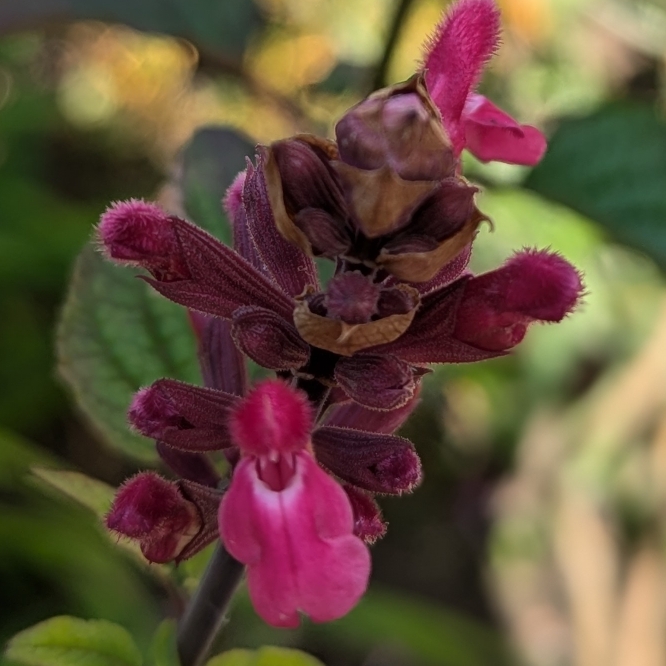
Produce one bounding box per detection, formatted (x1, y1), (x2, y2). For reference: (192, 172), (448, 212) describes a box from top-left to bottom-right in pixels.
(219, 380), (371, 627)
(422, 0), (547, 165)
(97, 0), (583, 632)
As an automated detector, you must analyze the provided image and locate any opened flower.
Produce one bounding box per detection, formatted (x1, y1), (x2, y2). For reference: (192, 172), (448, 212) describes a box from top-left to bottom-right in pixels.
(423, 0), (547, 165)
(219, 380), (370, 627)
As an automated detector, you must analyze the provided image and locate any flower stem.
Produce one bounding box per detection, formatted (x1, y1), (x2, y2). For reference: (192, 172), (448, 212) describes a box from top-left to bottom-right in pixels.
(176, 543), (245, 666)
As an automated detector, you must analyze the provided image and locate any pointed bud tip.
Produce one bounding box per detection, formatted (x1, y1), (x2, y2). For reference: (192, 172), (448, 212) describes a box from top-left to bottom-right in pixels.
(105, 472), (185, 538)
(128, 383), (183, 440)
(344, 486), (387, 544)
(223, 170), (247, 222)
(506, 249), (584, 321)
(231, 380), (313, 456)
(376, 447), (423, 494)
(97, 199), (175, 263)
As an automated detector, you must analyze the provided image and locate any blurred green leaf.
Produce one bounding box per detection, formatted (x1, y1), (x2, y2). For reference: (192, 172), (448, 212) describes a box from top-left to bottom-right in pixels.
(207, 647), (324, 666)
(0, 0), (263, 59)
(5, 616), (141, 666)
(179, 126), (255, 243)
(57, 245), (201, 461)
(32, 468), (115, 517)
(525, 103), (666, 269)
(148, 621), (179, 666)
(307, 588), (515, 666)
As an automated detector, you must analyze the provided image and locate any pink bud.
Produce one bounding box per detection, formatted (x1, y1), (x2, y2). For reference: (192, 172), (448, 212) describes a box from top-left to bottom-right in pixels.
(230, 380), (312, 457)
(223, 170), (247, 223)
(97, 200), (189, 279)
(453, 249), (583, 351)
(129, 385), (186, 440)
(344, 486), (387, 544)
(106, 472), (200, 563)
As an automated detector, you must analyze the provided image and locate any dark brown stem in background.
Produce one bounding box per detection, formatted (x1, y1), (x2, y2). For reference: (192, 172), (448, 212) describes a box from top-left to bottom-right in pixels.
(371, 0), (418, 90)
(176, 544), (245, 666)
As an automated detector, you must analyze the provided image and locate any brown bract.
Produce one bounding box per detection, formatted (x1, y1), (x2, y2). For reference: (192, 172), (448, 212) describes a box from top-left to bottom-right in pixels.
(333, 162), (437, 239)
(377, 207), (488, 282)
(260, 76), (487, 284)
(293, 285), (420, 356)
(335, 74), (455, 180)
(262, 134), (341, 258)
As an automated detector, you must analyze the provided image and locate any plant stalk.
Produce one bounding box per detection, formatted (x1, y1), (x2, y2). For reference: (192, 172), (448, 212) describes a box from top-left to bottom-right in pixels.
(176, 544), (245, 666)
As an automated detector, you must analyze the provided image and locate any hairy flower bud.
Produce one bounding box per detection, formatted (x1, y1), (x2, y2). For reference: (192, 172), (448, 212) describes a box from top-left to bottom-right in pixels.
(129, 380), (238, 451)
(106, 472), (202, 563)
(343, 486), (387, 544)
(98, 200), (189, 280)
(313, 426), (422, 494)
(453, 250), (583, 351)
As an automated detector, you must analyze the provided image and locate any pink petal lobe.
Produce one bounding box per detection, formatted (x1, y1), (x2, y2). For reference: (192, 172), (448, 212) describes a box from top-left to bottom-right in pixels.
(230, 380), (312, 457)
(218, 454), (371, 627)
(462, 94), (547, 165)
(423, 0), (501, 151)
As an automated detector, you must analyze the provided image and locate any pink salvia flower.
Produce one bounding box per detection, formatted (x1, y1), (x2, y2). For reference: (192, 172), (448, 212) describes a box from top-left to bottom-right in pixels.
(218, 380), (371, 627)
(423, 0), (547, 165)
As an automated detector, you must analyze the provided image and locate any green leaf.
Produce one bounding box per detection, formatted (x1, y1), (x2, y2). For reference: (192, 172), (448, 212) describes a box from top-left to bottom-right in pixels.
(31, 468), (115, 518)
(179, 127), (256, 242)
(207, 647), (324, 666)
(0, 0), (263, 60)
(148, 621), (179, 666)
(57, 244), (201, 460)
(525, 103), (666, 269)
(306, 588), (515, 666)
(5, 616), (142, 666)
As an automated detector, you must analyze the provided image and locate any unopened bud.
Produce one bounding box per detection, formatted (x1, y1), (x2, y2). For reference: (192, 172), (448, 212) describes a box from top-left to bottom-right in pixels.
(325, 273), (381, 324)
(343, 486), (387, 544)
(453, 249), (583, 351)
(97, 200), (189, 280)
(106, 472), (201, 563)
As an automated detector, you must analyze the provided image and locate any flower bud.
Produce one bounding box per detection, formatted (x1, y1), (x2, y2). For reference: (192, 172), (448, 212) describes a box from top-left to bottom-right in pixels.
(343, 486), (387, 544)
(97, 200), (189, 280)
(129, 379), (238, 452)
(325, 273), (381, 324)
(313, 425), (423, 494)
(106, 472), (201, 563)
(453, 250), (583, 351)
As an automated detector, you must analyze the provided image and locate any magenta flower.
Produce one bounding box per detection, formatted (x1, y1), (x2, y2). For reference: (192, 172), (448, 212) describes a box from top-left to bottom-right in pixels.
(219, 380), (371, 627)
(423, 0), (547, 165)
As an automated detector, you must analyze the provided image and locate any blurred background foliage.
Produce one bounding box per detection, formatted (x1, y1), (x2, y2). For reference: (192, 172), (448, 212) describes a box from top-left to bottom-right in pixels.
(2, 0), (666, 664)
